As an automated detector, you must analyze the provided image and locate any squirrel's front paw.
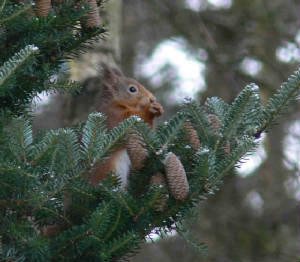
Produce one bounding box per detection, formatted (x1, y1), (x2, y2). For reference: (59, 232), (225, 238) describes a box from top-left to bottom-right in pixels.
(149, 101), (164, 116)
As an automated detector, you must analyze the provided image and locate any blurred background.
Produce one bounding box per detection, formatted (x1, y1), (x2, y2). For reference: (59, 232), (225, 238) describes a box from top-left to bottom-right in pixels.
(33, 0), (300, 261)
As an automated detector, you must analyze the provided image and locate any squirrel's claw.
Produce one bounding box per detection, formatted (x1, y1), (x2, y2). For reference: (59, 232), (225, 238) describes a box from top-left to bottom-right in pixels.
(149, 101), (164, 116)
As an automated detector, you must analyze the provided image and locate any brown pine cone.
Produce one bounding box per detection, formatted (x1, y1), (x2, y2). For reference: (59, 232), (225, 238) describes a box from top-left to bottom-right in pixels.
(150, 172), (166, 186)
(164, 153), (189, 202)
(40, 224), (62, 238)
(82, 0), (101, 28)
(150, 172), (169, 212)
(223, 140), (231, 157)
(207, 114), (222, 132)
(35, 0), (51, 16)
(126, 133), (148, 171)
(183, 121), (201, 151)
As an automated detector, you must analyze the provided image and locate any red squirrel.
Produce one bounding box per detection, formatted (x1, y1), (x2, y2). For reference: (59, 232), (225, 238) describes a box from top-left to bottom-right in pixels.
(86, 64), (164, 188)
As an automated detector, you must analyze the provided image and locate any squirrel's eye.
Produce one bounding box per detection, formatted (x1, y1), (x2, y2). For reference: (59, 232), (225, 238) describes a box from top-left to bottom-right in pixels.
(128, 85), (137, 93)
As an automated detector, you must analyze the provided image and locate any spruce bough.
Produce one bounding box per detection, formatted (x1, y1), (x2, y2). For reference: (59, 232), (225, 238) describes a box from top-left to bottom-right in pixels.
(0, 0), (300, 261)
(1, 72), (299, 261)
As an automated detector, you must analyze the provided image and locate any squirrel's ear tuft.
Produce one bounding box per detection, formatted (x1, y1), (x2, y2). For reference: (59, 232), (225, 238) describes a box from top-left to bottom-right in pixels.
(101, 62), (119, 86)
(111, 68), (124, 77)
(101, 62), (124, 84)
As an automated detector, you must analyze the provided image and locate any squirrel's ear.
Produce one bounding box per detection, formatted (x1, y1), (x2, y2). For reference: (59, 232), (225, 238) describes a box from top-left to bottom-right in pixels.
(111, 68), (124, 77)
(101, 62), (118, 86)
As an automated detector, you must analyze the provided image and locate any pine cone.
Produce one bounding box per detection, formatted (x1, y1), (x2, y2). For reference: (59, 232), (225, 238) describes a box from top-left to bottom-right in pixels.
(150, 172), (169, 212)
(35, 0), (51, 16)
(82, 0), (101, 28)
(183, 121), (201, 151)
(164, 153), (189, 202)
(207, 114), (221, 132)
(40, 224), (62, 238)
(150, 172), (166, 186)
(126, 133), (148, 171)
(223, 140), (231, 157)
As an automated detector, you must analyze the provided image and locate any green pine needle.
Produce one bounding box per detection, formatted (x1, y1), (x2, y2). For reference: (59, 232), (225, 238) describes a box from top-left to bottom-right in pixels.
(0, 45), (39, 92)
(255, 69), (300, 137)
(184, 100), (211, 143)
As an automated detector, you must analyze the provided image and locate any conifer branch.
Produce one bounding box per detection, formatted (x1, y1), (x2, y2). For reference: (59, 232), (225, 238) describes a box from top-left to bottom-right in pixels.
(57, 129), (81, 173)
(219, 84), (259, 141)
(155, 112), (187, 152)
(0, 1), (32, 24)
(184, 100), (210, 142)
(8, 118), (33, 163)
(135, 189), (165, 217)
(101, 232), (140, 261)
(81, 112), (107, 167)
(192, 148), (216, 185)
(255, 69), (300, 137)
(30, 130), (60, 165)
(87, 200), (113, 230)
(213, 137), (257, 183)
(204, 96), (230, 121)
(0, 45), (39, 92)
(40, 206), (72, 225)
(44, 79), (81, 93)
(134, 122), (159, 153)
(93, 116), (140, 165)
(101, 206), (122, 241)
(100, 185), (136, 217)
(0, 0), (7, 13)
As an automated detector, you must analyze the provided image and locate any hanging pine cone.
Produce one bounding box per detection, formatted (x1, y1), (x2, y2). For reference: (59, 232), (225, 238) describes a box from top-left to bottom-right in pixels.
(183, 121), (201, 151)
(150, 172), (169, 212)
(150, 172), (166, 186)
(35, 0), (51, 16)
(126, 133), (148, 171)
(223, 140), (231, 157)
(164, 153), (189, 202)
(40, 224), (62, 238)
(207, 113), (222, 132)
(81, 0), (101, 28)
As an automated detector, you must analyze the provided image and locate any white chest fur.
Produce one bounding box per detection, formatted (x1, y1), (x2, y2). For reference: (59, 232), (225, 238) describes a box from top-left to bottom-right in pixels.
(114, 149), (131, 188)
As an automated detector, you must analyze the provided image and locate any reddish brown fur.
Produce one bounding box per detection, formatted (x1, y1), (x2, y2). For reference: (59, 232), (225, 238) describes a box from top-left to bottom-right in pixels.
(86, 147), (126, 185)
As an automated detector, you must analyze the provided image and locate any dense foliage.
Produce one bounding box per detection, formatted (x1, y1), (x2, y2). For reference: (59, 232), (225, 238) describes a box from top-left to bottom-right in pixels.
(0, 0), (299, 261)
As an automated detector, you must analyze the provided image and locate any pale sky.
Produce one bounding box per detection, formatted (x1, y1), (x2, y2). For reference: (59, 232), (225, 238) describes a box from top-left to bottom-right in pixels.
(139, 38), (205, 102)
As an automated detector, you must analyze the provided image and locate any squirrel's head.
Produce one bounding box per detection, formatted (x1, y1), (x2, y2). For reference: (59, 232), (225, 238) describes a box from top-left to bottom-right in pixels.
(101, 63), (163, 117)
